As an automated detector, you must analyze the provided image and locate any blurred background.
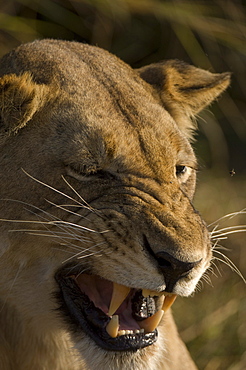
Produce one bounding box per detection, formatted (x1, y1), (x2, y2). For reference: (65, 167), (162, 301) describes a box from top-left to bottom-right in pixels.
(0, 0), (245, 368)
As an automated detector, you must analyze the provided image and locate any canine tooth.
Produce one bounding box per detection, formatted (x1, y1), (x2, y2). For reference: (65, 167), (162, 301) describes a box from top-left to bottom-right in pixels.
(134, 329), (140, 334)
(158, 294), (165, 307)
(162, 294), (177, 312)
(125, 330), (131, 335)
(139, 310), (164, 333)
(108, 282), (131, 316)
(106, 315), (119, 338)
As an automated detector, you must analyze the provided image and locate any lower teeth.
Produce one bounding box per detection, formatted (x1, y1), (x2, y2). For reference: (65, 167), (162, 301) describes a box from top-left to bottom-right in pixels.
(118, 330), (126, 336)
(117, 328), (145, 337)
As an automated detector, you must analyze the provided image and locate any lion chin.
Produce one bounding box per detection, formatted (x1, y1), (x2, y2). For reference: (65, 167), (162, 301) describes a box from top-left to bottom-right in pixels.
(0, 39), (230, 370)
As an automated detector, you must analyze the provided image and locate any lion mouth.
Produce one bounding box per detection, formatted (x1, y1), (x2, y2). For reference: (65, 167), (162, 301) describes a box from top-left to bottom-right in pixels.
(56, 270), (176, 351)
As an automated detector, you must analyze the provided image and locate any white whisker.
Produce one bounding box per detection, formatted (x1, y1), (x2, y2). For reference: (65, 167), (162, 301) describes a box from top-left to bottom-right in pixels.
(10, 229), (90, 241)
(211, 225), (246, 235)
(52, 247), (81, 255)
(0, 218), (105, 235)
(51, 220), (108, 234)
(207, 209), (246, 284)
(21, 169), (87, 208)
(208, 209), (246, 228)
(62, 244), (107, 264)
(0, 199), (61, 222)
(212, 229), (246, 239)
(213, 250), (246, 284)
(210, 259), (222, 278)
(201, 271), (213, 287)
(24, 232), (90, 243)
(211, 224), (246, 239)
(212, 244), (229, 252)
(212, 236), (229, 241)
(45, 199), (92, 221)
(61, 175), (99, 215)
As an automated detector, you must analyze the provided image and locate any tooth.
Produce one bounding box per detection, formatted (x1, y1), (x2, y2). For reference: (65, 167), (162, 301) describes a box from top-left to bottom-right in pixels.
(108, 282), (131, 316)
(139, 310), (164, 333)
(158, 294), (165, 308)
(142, 289), (161, 297)
(106, 315), (119, 338)
(142, 289), (151, 297)
(118, 330), (125, 336)
(162, 294), (177, 312)
(142, 289), (163, 298)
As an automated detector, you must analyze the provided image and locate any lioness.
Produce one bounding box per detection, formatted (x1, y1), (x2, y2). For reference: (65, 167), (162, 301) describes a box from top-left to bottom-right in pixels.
(0, 39), (230, 370)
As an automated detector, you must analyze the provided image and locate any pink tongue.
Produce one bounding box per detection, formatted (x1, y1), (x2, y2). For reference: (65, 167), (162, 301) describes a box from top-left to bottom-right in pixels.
(115, 299), (141, 331)
(73, 274), (140, 331)
(74, 274), (113, 314)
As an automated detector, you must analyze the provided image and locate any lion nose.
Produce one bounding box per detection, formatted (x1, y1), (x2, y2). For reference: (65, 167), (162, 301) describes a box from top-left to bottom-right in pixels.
(155, 251), (201, 292)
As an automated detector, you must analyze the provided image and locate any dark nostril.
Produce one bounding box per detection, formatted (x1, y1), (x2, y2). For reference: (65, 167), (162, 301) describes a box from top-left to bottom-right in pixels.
(156, 255), (173, 269)
(155, 251), (201, 278)
(142, 234), (202, 292)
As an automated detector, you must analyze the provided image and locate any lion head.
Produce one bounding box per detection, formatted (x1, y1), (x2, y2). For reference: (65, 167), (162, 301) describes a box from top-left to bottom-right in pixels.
(0, 40), (230, 369)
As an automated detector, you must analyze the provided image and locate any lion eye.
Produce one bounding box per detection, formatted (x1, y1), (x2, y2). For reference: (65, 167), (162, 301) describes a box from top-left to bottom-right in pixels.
(66, 166), (115, 182)
(176, 165), (187, 176)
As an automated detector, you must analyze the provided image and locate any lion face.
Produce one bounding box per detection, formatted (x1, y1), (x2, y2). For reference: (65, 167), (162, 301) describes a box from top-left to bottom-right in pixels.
(0, 40), (230, 368)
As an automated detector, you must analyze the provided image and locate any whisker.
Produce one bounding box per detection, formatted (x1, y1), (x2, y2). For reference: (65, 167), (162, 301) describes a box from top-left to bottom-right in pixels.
(21, 169), (87, 208)
(213, 250), (246, 284)
(62, 251), (96, 263)
(208, 209), (246, 228)
(61, 175), (100, 215)
(212, 237), (229, 241)
(52, 220), (108, 234)
(52, 247), (81, 255)
(212, 244), (229, 252)
(0, 198), (61, 223)
(14, 205), (95, 247)
(54, 234), (91, 243)
(45, 199), (92, 221)
(61, 264), (90, 277)
(211, 225), (246, 234)
(211, 229), (246, 239)
(211, 224), (246, 236)
(23, 232), (90, 243)
(56, 236), (98, 253)
(62, 244), (107, 264)
(10, 228), (90, 240)
(210, 259), (222, 277)
(211, 238), (220, 249)
(0, 200), (76, 244)
(201, 272), (213, 287)
(0, 216), (107, 235)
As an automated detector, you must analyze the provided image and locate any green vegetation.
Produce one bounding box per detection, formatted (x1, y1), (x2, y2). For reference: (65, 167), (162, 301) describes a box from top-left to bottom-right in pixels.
(0, 1), (245, 368)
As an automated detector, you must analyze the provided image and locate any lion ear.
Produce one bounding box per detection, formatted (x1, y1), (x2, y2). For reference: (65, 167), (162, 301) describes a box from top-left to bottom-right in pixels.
(137, 60), (231, 139)
(0, 72), (48, 136)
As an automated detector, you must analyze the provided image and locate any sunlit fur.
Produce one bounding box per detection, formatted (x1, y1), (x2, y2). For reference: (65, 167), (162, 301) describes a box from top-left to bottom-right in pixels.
(0, 40), (231, 369)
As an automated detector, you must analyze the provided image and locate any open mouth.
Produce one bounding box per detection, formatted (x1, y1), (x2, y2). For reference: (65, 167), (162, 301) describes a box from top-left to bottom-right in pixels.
(55, 269), (176, 351)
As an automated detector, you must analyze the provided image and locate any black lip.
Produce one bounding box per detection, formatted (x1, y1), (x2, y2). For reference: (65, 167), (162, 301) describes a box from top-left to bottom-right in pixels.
(55, 272), (158, 351)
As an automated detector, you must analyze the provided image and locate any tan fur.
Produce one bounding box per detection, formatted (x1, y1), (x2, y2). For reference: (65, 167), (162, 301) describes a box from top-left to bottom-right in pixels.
(0, 40), (230, 370)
